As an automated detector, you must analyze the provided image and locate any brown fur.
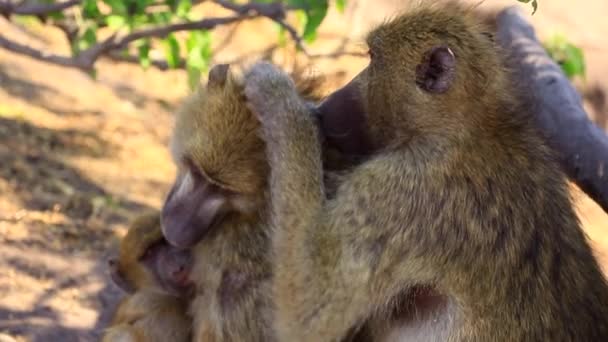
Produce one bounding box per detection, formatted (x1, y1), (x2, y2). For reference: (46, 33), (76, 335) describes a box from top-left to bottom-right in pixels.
(243, 2), (608, 341)
(102, 290), (191, 342)
(102, 211), (191, 342)
(115, 212), (164, 290)
(169, 66), (277, 342)
(166, 64), (370, 341)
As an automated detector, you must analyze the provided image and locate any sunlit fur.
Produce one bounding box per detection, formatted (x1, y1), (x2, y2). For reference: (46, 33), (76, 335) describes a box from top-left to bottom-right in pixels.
(102, 212), (191, 342)
(244, 2), (608, 341)
(168, 65), (325, 342)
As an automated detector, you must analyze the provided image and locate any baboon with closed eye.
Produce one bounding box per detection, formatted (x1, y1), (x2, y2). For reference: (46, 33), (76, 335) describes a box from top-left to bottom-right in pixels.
(162, 64), (333, 342)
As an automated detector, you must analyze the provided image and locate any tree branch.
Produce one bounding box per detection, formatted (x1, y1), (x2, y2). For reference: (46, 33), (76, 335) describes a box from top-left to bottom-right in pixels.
(212, 0), (286, 19)
(106, 50), (184, 70)
(0, 14), (246, 70)
(308, 50), (367, 59)
(274, 18), (308, 55)
(104, 15), (244, 51)
(0, 0), (312, 71)
(0, 0), (80, 17)
(496, 6), (608, 213)
(0, 33), (89, 68)
(213, 0), (309, 54)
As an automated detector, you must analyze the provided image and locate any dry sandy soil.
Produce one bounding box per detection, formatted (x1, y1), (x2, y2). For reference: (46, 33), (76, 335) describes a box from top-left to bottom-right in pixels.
(0, 1), (606, 341)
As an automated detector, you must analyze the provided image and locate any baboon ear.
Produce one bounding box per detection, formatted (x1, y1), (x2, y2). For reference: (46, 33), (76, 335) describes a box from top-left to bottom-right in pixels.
(415, 45), (456, 94)
(208, 64), (230, 89)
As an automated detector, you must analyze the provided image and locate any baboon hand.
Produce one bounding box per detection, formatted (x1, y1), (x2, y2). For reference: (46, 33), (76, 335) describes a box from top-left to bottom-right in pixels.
(244, 62), (297, 129)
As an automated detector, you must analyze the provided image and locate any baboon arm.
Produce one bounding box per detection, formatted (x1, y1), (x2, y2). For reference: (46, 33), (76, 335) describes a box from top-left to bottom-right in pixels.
(101, 324), (141, 342)
(248, 62), (456, 341)
(272, 155), (455, 341)
(265, 111), (449, 340)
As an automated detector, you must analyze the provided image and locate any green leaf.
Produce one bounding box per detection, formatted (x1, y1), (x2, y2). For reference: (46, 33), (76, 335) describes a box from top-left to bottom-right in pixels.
(336, 0), (346, 13)
(87, 68), (98, 80)
(544, 34), (586, 79)
(105, 15), (126, 29)
(150, 11), (173, 25)
(185, 31), (212, 90)
(129, 14), (150, 29)
(82, 26), (97, 47)
(137, 39), (152, 69)
(133, 0), (151, 15)
(82, 0), (101, 19)
(186, 31), (212, 69)
(73, 26), (98, 54)
(517, 0), (538, 15)
(48, 11), (66, 20)
(176, 0), (192, 18)
(163, 34), (181, 69)
(165, 0), (178, 11)
(289, 0), (328, 43)
(294, 9), (307, 27)
(103, 0), (128, 16)
(561, 45), (585, 78)
(186, 30), (211, 50)
(276, 24), (287, 48)
(187, 66), (202, 90)
(187, 48), (207, 70)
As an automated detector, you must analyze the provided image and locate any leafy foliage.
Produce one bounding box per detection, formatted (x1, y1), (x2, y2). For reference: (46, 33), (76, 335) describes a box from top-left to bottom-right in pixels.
(35, 0), (347, 88)
(186, 31), (213, 89)
(544, 34), (586, 79)
(163, 34), (181, 69)
(288, 0), (329, 43)
(3, 0), (544, 88)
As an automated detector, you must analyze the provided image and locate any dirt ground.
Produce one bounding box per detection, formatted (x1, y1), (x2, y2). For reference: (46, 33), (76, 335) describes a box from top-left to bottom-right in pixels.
(0, 1), (606, 341)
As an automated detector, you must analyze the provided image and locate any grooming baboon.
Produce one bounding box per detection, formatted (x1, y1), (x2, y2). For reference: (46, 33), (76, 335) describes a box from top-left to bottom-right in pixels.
(102, 211), (193, 342)
(242, 2), (608, 341)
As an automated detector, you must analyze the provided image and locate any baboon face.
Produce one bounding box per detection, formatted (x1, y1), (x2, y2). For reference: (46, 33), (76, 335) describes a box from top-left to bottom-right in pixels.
(162, 64), (267, 249)
(108, 238), (194, 297)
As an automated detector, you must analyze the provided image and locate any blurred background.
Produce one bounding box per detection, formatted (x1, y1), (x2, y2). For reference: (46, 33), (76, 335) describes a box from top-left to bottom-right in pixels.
(0, 0), (606, 341)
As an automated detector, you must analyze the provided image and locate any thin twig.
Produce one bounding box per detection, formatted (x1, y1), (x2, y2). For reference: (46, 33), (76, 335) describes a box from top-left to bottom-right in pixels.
(104, 15), (244, 51)
(274, 18), (308, 55)
(213, 0), (309, 54)
(0, 33), (88, 68)
(213, 0), (286, 19)
(106, 50), (185, 70)
(308, 50), (367, 59)
(0, 0), (80, 17)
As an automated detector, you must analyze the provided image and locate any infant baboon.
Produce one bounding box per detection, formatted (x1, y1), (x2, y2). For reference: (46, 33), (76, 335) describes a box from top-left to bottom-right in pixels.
(102, 211), (193, 342)
(242, 2), (608, 341)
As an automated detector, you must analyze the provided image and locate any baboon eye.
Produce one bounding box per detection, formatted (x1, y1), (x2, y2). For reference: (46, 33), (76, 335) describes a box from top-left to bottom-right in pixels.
(182, 157), (204, 179)
(481, 31), (495, 42)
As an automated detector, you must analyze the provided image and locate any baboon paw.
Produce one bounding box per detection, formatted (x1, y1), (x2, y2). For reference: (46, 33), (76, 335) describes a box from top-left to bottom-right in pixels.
(244, 61), (295, 123)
